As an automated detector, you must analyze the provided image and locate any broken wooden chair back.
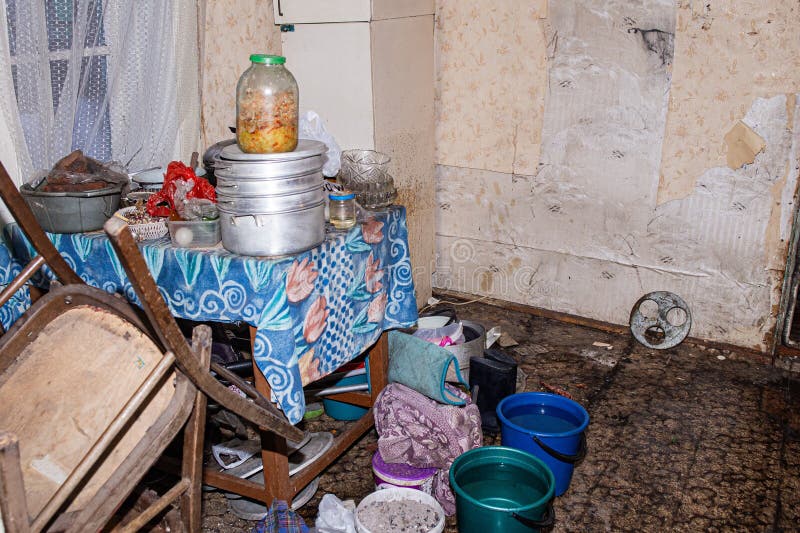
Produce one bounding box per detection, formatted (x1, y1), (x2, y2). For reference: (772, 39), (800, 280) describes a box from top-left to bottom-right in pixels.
(0, 162), (82, 334)
(0, 160), (301, 532)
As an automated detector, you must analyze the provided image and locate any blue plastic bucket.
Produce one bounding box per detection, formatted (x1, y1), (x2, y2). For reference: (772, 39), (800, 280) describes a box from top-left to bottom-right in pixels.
(497, 392), (589, 496)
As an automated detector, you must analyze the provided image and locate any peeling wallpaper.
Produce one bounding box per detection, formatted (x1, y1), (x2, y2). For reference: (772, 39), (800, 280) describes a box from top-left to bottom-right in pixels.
(201, 0), (282, 147)
(658, 0), (800, 203)
(434, 0), (800, 350)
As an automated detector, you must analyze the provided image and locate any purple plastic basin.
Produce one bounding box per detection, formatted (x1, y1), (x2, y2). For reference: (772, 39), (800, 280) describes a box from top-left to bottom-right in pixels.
(372, 450), (437, 494)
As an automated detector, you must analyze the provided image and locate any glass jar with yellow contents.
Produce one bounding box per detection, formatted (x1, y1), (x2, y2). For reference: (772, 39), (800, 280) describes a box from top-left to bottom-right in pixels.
(236, 54), (299, 154)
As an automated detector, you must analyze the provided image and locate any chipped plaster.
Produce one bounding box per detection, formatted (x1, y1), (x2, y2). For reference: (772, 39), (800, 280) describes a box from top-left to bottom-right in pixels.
(434, 0), (800, 350)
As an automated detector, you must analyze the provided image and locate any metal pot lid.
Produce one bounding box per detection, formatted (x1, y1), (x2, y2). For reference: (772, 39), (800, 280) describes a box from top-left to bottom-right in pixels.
(220, 139), (328, 162)
(203, 139), (236, 168)
(21, 182), (124, 197)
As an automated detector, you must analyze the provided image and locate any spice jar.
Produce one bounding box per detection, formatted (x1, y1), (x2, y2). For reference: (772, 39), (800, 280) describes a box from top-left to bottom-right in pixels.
(329, 191), (357, 230)
(236, 54), (299, 154)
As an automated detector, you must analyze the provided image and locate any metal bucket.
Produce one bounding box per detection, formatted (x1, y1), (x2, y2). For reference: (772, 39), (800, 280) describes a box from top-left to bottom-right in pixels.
(219, 201), (325, 257)
(443, 320), (486, 381)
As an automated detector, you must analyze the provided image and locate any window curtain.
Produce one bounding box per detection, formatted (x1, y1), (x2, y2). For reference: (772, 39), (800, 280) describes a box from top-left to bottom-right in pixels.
(0, 0), (201, 191)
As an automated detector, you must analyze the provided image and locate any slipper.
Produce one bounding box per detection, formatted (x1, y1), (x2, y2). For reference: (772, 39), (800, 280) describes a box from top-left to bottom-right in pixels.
(228, 477), (320, 520)
(223, 432), (334, 500)
(212, 433), (312, 470)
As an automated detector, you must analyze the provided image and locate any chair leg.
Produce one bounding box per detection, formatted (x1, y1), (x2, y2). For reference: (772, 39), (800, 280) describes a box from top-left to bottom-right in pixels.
(180, 391), (207, 532)
(0, 431), (31, 533)
(180, 326), (211, 532)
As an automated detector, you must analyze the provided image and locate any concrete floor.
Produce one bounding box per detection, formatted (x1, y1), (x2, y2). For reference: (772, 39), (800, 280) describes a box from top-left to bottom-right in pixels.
(200, 300), (800, 532)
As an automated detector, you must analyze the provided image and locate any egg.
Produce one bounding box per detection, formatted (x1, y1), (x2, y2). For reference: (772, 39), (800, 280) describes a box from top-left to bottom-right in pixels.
(174, 227), (194, 247)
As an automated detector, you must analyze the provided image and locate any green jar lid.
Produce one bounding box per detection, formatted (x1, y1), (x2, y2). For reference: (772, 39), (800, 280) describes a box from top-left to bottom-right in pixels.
(250, 54), (286, 65)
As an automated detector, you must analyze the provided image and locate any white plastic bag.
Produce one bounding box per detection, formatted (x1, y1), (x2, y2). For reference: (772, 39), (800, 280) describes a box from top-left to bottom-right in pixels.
(315, 493), (357, 533)
(413, 321), (465, 347)
(300, 111), (341, 178)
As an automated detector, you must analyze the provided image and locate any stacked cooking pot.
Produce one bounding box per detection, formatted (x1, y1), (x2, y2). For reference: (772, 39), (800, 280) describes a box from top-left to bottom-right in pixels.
(213, 139), (328, 256)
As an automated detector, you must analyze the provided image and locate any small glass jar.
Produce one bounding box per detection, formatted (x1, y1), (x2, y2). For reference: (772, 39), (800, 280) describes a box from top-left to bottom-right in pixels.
(236, 54), (299, 154)
(329, 191), (357, 230)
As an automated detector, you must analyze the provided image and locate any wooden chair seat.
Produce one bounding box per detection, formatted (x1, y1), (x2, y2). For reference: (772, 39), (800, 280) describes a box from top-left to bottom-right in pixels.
(0, 298), (182, 519)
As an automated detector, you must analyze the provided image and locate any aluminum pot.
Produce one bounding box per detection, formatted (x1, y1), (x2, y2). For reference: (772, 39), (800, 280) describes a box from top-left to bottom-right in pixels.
(219, 201), (325, 257)
(20, 183), (122, 233)
(216, 186), (324, 214)
(220, 138), (327, 162)
(203, 138), (236, 184)
(215, 170), (322, 197)
(214, 139), (326, 180)
(214, 157), (324, 180)
(443, 320), (486, 382)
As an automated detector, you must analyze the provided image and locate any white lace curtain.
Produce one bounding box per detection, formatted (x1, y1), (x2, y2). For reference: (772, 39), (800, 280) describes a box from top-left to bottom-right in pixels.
(0, 0), (200, 187)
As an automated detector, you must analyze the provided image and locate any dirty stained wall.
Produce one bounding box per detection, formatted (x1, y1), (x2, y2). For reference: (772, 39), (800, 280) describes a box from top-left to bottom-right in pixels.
(200, 0), (282, 148)
(434, 0), (800, 350)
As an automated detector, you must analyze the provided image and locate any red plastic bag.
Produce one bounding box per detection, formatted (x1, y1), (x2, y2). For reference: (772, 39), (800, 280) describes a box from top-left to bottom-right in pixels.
(146, 161), (216, 217)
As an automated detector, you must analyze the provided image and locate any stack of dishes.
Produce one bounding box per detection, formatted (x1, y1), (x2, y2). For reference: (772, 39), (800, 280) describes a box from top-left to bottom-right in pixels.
(129, 167), (165, 191)
(128, 166), (208, 192)
(213, 139), (328, 256)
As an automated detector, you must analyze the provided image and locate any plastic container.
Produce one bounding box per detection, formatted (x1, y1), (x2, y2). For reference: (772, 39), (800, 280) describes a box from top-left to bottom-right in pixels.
(236, 54), (299, 154)
(168, 219), (221, 248)
(329, 191), (356, 229)
(449, 446), (555, 533)
(322, 372), (369, 421)
(355, 487), (445, 533)
(497, 392), (589, 496)
(20, 182), (122, 233)
(372, 450), (437, 494)
(413, 321), (464, 346)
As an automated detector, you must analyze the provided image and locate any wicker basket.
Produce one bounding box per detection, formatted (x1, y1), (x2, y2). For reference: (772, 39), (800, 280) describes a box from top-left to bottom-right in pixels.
(114, 207), (168, 242)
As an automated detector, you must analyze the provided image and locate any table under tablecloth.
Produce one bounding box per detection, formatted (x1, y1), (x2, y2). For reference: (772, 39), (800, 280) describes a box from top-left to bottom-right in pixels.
(4, 206), (418, 424)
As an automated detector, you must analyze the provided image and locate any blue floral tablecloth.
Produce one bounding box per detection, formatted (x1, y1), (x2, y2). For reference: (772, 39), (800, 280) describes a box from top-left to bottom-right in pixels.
(0, 241), (29, 330)
(3, 206), (418, 424)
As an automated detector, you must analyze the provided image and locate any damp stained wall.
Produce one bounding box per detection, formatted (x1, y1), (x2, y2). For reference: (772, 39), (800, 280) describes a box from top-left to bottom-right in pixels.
(200, 0), (282, 148)
(434, 0), (800, 350)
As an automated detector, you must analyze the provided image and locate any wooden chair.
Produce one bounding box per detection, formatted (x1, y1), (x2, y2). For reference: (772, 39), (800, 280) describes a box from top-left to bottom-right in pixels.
(0, 161), (302, 532)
